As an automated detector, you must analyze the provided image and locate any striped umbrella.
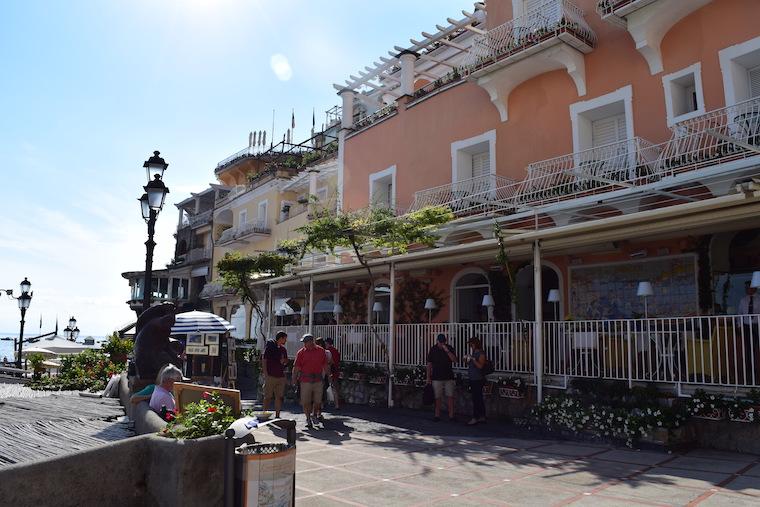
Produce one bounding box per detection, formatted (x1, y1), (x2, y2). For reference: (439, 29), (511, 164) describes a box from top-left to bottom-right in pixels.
(171, 311), (235, 334)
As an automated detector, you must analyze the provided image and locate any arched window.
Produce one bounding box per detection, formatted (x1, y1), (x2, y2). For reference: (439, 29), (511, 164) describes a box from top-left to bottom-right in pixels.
(453, 272), (490, 323)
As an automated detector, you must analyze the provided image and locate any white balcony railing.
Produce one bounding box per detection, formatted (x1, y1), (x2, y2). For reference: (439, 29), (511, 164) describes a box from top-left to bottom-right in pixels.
(409, 174), (517, 214)
(271, 315), (760, 389)
(515, 137), (662, 206)
(217, 220), (271, 245)
(659, 97), (760, 178)
(462, 0), (596, 74)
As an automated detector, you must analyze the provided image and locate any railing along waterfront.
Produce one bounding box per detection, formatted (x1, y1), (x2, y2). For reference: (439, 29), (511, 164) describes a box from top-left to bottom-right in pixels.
(462, 0), (596, 74)
(659, 97), (760, 178)
(515, 137), (661, 206)
(409, 174), (517, 215)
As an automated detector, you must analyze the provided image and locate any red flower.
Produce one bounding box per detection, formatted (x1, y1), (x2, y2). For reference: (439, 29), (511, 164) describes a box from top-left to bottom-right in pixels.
(207, 406), (217, 413)
(201, 391), (210, 400)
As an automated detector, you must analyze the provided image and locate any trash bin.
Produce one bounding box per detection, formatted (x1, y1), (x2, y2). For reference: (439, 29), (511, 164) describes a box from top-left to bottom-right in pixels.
(235, 442), (296, 507)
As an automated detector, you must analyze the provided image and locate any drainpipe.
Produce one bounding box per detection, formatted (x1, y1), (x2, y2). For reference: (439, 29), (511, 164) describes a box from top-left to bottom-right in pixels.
(308, 276), (315, 335)
(533, 240), (544, 403)
(388, 262), (396, 408)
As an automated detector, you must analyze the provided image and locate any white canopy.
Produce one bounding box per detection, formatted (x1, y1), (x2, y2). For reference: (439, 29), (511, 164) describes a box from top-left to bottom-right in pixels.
(23, 335), (95, 355)
(171, 310), (235, 334)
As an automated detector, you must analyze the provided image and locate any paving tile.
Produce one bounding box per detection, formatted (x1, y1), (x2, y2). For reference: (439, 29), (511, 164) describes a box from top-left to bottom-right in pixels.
(603, 482), (706, 505)
(532, 443), (609, 457)
(480, 436), (559, 449)
(328, 480), (436, 507)
(423, 492), (509, 506)
(295, 493), (360, 506)
(639, 467), (730, 490)
(683, 449), (758, 463)
(743, 463), (760, 477)
(722, 475), (760, 496)
(475, 480), (583, 505)
(298, 448), (373, 467)
(333, 456), (436, 480)
(568, 493), (669, 506)
(594, 449), (671, 466)
(501, 449), (572, 467)
(297, 458), (328, 473)
(700, 492), (760, 506)
(393, 468), (505, 495)
(296, 467), (380, 493)
(534, 460), (644, 488)
(665, 456), (748, 474)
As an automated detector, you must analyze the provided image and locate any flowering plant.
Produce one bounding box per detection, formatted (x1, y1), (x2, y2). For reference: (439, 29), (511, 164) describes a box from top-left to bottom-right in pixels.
(162, 391), (235, 439)
(687, 390), (727, 418)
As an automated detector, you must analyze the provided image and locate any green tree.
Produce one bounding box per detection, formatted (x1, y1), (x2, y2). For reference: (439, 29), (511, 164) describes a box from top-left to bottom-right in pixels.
(217, 251), (292, 342)
(282, 205), (454, 369)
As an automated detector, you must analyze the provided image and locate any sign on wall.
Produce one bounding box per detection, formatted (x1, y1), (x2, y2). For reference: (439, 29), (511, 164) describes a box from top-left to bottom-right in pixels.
(186, 345), (209, 355)
(569, 255), (698, 320)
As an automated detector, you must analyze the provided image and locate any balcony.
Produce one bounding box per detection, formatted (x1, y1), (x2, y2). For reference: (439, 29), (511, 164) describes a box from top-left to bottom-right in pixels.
(216, 220), (271, 246)
(462, 0), (596, 121)
(515, 137), (662, 207)
(409, 174), (517, 216)
(185, 246), (212, 264)
(596, 0), (712, 74)
(188, 210), (213, 229)
(352, 103), (398, 133)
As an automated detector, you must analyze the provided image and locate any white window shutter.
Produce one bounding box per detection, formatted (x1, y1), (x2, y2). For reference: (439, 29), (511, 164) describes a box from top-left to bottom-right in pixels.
(592, 114), (627, 147)
(749, 66), (760, 99)
(471, 151), (490, 179)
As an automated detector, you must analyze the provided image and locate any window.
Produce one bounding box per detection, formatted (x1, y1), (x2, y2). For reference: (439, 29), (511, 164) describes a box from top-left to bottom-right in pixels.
(369, 166), (396, 209)
(280, 201), (293, 222)
(453, 272), (490, 323)
(452, 130), (495, 184)
(719, 36), (760, 106)
(257, 201), (268, 225)
(239, 209), (247, 225)
(662, 63), (705, 126)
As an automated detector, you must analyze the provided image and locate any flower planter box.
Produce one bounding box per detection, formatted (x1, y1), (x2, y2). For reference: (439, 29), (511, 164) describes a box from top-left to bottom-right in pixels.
(393, 380), (411, 386)
(350, 373), (366, 382)
(694, 409), (725, 421)
(369, 376), (387, 385)
(482, 383), (494, 396)
(498, 387), (525, 399)
(729, 407), (758, 423)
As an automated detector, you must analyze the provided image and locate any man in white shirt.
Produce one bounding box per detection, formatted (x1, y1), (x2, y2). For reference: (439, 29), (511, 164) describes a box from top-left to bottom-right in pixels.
(738, 281), (760, 384)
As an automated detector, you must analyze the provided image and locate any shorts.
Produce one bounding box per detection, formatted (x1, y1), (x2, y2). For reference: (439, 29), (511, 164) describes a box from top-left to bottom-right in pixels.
(264, 376), (286, 400)
(432, 379), (455, 399)
(300, 380), (323, 406)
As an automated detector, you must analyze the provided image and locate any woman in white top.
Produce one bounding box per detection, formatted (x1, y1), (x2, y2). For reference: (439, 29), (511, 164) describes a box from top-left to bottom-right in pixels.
(149, 364), (183, 415)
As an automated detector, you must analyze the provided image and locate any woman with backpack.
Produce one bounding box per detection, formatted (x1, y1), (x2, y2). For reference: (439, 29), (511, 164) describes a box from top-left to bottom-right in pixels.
(466, 336), (488, 425)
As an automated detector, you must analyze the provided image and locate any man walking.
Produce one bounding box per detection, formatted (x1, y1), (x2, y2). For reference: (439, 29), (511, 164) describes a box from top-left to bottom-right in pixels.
(262, 331), (289, 418)
(292, 333), (328, 428)
(426, 333), (458, 422)
(325, 337), (341, 409)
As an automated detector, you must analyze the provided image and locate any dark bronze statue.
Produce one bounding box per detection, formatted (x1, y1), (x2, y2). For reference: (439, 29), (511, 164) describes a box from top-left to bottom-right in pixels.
(133, 303), (180, 383)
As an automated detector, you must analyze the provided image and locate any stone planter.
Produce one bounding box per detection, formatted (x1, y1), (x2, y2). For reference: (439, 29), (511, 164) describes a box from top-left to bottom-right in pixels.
(498, 387), (525, 399)
(729, 407), (758, 423)
(694, 409), (726, 421)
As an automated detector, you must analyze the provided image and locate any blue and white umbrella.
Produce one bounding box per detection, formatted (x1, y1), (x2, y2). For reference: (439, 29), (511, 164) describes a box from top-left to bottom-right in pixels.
(171, 311), (235, 334)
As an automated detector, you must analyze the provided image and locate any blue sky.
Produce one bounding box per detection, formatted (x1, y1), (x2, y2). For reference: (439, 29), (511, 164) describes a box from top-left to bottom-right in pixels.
(0, 0), (469, 336)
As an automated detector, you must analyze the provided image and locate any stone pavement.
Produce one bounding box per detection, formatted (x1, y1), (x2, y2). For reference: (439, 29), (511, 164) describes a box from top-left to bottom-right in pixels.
(269, 405), (760, 507)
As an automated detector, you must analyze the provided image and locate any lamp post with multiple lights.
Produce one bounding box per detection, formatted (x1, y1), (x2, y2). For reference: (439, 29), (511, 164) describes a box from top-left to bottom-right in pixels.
(138, 151), (170, 314)
(63, 316), (80, 341)
(2, 278), (33, 369)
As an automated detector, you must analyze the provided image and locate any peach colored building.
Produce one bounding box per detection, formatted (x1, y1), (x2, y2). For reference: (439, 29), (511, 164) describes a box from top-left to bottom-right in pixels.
(265, 0), (760, 396)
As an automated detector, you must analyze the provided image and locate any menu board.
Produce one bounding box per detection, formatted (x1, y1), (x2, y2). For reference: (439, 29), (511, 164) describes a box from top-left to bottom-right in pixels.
(569, 255), (698, 320)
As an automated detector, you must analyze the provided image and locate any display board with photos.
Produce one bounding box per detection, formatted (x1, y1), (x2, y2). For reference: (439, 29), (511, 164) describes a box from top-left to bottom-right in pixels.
(569, 255), (698, 320)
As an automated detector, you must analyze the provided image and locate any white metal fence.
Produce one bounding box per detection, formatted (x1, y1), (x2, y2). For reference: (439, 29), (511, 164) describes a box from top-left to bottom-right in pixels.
(273, 315), (760, 388)
(408, 174), (517, 215)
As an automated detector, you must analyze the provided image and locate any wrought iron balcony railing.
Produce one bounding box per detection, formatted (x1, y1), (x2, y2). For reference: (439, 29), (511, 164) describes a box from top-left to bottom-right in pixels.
(217, 220), (271, 245)
(409, 174), (517, 215)
(353, 103), (398, 132)
(461, 0), (596, 75)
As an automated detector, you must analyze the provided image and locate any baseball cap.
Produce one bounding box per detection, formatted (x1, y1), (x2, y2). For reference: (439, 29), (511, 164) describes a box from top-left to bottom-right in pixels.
(301, 333), (315, 342)
(436, 333), (447, 342)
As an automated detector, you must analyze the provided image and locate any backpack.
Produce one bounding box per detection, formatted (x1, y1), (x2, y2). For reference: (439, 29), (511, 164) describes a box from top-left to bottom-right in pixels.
(481, 353), (495, 376)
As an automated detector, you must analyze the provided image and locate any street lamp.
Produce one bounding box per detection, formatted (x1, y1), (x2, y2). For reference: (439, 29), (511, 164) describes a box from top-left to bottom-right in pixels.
(15, 278), (32, 369)
(64, 316), (80, 341)
(138, 151), (170, 314)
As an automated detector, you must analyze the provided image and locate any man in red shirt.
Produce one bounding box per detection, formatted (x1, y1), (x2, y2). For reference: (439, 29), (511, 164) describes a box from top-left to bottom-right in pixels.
(292, 334), (328, 428)
(325, 337), (341, 410)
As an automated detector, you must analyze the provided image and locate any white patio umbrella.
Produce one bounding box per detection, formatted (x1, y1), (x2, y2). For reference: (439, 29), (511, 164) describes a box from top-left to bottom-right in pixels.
(171, 311), (235, 334)
(21, 347), (57, 358)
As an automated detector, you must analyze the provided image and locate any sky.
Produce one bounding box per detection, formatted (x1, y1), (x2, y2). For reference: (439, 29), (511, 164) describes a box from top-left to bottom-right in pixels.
(0, 0), (469, 336)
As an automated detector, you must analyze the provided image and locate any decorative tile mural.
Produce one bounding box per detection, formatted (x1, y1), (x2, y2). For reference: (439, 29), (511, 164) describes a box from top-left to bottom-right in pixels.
(569, 255), (698, 320)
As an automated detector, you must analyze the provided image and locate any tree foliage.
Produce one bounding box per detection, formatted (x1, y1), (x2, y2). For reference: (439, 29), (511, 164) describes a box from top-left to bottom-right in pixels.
(217, 251), (292, 341)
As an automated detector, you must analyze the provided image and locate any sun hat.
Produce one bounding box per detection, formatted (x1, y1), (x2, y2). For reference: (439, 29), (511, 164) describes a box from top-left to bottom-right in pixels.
(301, 333), (315, 342)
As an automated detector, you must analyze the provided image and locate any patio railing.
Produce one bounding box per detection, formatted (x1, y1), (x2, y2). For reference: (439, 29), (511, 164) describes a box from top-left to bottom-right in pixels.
(271, 315), (760, 388)
(408, 174), (517, 215)
(462, 0), (596, 75)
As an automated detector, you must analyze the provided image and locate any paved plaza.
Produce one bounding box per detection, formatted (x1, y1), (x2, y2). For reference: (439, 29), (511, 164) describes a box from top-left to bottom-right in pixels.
(274, 406), (760, 507)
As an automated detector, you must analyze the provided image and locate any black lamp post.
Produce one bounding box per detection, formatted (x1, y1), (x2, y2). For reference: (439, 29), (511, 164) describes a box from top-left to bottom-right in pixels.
(139, 151), (170, 314)
(15, 278), (32, 369)
(63, 316), (80, 341)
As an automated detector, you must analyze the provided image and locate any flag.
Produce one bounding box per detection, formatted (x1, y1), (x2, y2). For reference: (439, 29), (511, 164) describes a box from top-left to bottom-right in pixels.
(291, 109), (295, 129)
(248, 131), (253, 147)
(312, 108), (315, 128)
(263, 131), (266, 147)
(39, 314), (42, 332)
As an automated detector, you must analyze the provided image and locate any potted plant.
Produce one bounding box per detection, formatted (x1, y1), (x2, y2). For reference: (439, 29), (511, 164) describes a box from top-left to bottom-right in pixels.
(497, 376), (527, 398)
(728, 390), (760, 423)
(101, 333), (133, 365)
(28, 352), (46, 379)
